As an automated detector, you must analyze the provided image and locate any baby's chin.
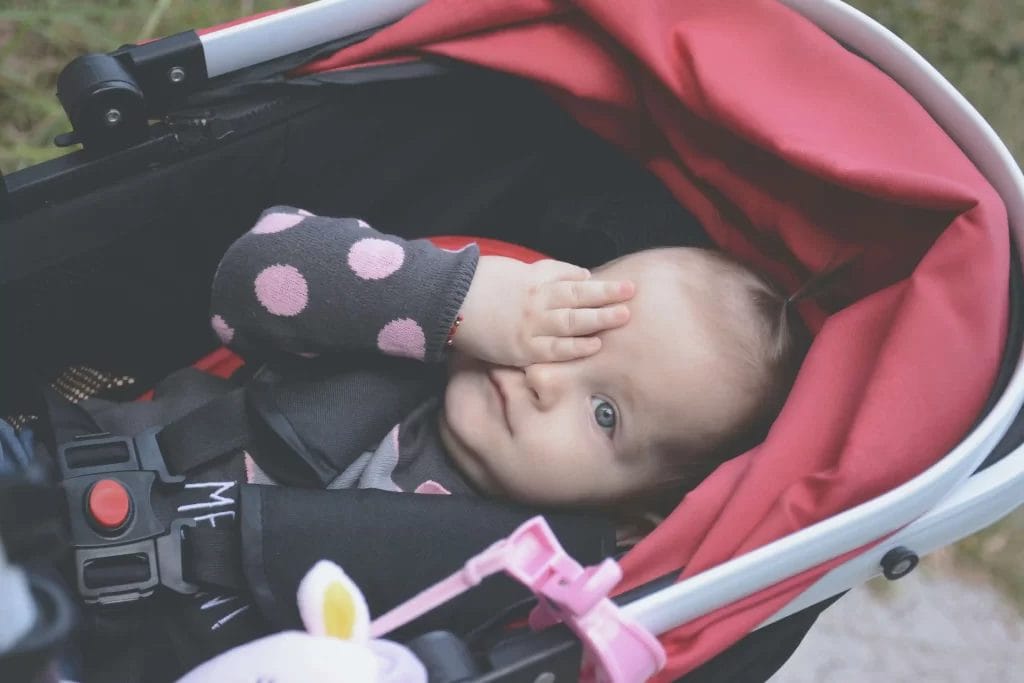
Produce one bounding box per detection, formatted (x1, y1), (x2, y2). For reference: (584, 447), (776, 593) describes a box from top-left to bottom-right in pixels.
(436, 405), (497, 497)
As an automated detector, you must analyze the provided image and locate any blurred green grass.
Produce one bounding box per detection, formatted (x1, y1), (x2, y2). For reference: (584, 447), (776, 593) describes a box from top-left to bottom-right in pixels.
(850, 0), (1024, 161)
(1, 0), (1022, 609)
(0, 0), (299, 172)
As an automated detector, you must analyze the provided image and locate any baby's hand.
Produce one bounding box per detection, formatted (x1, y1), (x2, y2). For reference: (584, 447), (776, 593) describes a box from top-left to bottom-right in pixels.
(456, 256), (634, 366)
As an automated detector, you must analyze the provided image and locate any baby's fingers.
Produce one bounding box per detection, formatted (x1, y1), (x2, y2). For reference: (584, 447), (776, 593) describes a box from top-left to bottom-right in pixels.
(536, 259), (591, 282)
(531, 336), (603, 363)
(546, 279), (635, 310)
(543, 305), (631, 338)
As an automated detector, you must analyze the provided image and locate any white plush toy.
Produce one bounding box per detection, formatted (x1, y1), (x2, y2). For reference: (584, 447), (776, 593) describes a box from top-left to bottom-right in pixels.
(177, 561), (427, 683)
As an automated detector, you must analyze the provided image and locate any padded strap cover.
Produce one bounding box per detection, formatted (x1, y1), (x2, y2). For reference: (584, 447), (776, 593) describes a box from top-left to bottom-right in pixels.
(238, 484), (616, 639)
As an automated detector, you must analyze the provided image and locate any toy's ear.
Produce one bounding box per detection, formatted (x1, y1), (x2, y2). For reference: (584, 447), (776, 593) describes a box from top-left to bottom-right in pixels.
(296, 560), (371, 641)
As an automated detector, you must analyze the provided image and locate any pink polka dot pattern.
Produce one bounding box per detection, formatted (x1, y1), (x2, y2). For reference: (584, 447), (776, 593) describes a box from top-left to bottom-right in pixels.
(348, 238), (405, 280)
(255, 264), (309, 316)
(414, 480), (452, 495)
(377, 318), (426, 360)
(244, 453), (256, 484)
(211, 315), (234, 344)
(252, 212), (305, 234)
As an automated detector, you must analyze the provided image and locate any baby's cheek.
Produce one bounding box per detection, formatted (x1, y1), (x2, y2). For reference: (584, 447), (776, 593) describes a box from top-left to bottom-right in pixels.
(443, 380), (488, 441)
(507, 441), (585, 501)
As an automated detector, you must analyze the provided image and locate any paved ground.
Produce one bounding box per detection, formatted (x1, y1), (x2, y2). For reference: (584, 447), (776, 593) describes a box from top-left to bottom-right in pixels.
(771, 564), (1024, 682)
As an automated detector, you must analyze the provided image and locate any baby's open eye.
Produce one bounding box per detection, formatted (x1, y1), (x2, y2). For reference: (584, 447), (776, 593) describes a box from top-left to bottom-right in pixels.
(591, 397), (617, 435)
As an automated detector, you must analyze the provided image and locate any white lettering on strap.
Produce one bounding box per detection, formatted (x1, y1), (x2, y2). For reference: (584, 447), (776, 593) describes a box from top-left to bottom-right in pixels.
(193, 510), (236, 527)
(200, 594), (237, 610)
(177, 481), (236, 512)
(211, 604), (251, 631)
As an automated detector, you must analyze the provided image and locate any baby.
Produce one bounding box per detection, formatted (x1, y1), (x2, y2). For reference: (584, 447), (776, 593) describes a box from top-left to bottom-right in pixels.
(211, 207), (805, 508)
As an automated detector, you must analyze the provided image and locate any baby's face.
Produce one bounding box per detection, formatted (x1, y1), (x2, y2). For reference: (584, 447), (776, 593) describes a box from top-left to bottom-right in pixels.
(440, 252), (740, 506)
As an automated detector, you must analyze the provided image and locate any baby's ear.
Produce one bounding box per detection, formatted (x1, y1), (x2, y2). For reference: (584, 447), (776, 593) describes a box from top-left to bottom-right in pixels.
(296, 560), (371, 641)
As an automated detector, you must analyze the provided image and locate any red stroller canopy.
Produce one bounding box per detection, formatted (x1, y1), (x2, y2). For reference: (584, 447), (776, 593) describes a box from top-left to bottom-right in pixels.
(213, 0), (1009, 678)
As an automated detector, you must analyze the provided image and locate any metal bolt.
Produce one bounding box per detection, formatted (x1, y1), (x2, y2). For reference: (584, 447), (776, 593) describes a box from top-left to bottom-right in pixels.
(104, 108), (122, 126)
(168, 66), (186, 83)
(534, 674), (556, 683)
(881, 546), (919, 581)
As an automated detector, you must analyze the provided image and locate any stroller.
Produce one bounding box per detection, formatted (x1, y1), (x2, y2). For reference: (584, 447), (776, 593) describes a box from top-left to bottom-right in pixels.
(2, 0), (1023, 681)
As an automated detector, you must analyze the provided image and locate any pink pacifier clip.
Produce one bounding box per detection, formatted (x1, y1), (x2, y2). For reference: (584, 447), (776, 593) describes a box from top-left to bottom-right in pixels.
(369, 516), (666, 683)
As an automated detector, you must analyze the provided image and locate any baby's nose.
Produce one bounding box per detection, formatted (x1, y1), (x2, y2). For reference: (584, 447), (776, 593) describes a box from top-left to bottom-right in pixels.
(524, 363), (565, 409)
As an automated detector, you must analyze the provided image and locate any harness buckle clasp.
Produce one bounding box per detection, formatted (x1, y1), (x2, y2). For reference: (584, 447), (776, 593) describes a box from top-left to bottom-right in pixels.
(58, 431), (197, 606)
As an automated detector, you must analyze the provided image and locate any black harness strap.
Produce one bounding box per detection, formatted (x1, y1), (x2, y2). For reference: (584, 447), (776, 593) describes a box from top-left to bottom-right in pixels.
(155, 388), (252, 476)
(183, 526), (246, 592)
(43, 382), (254, 478)
(82, 609), (148, 683)
(41, 386), (103, 447)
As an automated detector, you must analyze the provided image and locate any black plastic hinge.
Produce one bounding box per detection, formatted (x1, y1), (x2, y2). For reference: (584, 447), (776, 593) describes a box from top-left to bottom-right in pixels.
(111, 31), (209, 114)
(55, 31), (208, 155)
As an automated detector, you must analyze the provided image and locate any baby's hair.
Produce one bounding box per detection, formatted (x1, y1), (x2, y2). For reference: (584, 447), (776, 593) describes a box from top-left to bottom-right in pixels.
(607, 248), (821, 539)
(661, 249), (810, 492)
(730, 255), (809, 448)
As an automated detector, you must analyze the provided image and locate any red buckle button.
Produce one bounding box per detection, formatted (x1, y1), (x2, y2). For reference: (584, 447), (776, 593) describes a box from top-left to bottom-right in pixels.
(87, 479), (131, 531)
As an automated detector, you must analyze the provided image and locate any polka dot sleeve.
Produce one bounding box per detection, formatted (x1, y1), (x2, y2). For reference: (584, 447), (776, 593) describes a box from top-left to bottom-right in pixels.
(209, 206), (479, 364)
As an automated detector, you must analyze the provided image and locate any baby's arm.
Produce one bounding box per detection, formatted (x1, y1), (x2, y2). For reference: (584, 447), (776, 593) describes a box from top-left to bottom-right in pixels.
(210, 207), (477, 363)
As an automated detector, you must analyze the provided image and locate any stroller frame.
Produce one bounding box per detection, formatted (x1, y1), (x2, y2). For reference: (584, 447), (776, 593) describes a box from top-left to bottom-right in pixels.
(1, 0), (1022, 679)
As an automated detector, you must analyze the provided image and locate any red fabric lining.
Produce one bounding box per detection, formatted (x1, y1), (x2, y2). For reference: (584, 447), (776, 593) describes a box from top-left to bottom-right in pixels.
(283, 1), (1008, 678)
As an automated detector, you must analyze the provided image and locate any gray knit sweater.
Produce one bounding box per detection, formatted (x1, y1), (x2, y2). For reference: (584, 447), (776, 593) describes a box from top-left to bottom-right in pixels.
(210, 206), (480, 495)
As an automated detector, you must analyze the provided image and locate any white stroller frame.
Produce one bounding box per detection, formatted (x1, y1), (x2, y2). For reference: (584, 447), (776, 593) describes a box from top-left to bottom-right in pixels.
(186, 0), (1024, 644)
(8, 0), (1016, 663)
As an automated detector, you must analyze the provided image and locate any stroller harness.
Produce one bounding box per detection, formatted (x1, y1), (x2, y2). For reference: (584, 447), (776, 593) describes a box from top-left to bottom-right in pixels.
(43, 347), (617, 640)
